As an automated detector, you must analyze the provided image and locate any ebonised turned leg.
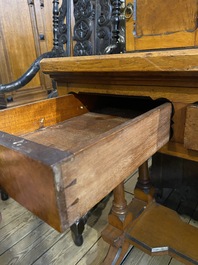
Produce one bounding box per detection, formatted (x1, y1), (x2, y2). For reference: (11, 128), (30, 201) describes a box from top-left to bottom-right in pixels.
(0, 188), (9, 201)
(70, 218), (85, 246)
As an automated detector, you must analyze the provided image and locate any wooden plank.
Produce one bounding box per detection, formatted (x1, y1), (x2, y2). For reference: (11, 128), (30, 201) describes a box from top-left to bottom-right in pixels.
(0, 199), (27, 229)
(0, 211), (42, 255)
(184, 104), (198, 151)
(0, 94), (88, 135)
(127, 203), (198, 264)
(0, 222), (66, 265)
(159, 142), (198, 163)
(76, 238), (109, 265)
(41, 49), (198, 73)
(123, 247), (171, 265)
(168, 209), (193, 265)
(24, 112), (131, 152)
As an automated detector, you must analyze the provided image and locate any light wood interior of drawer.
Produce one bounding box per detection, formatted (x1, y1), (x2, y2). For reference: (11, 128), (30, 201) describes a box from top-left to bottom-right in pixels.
(22, 94), (168, 152)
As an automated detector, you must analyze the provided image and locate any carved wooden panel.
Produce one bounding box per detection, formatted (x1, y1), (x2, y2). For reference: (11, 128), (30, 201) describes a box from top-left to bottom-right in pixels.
(126, 0), (198, 51)
(0, 0), (41, 89)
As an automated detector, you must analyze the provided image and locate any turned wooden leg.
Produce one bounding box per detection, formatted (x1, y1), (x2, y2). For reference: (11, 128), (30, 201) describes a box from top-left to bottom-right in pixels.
(111, 183), (127, 217)
(134, 160), (155, 203)
(102, 182), (133, 264)
(102, 162), (156, 264)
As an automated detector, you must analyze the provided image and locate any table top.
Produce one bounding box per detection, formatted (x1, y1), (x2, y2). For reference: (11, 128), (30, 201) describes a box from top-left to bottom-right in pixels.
(41, 48), (198, 74)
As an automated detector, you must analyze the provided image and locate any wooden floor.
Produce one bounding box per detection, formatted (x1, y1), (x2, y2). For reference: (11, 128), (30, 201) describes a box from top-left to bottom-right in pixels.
(0, 170), (198, 265)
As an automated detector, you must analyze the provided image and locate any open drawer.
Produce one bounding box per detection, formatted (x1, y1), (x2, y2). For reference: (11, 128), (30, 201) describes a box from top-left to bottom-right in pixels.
(0, 94), (171, 232)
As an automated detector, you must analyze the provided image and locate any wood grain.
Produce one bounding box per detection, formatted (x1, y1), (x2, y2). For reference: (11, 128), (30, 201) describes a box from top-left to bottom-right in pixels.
(41, 49), (198, 73)
(159, 142), (198, 162)
(0, 0), (53, 106)
(0, 144), (64, 231)
(184, 104), (198, 151)
(126, 0), (198, 51)
(61, 103), (171, 226)
(0, 96), (171, 230)
(127, 202), (198, 264)
(0, 0), (40, 89)
(0, 94), (88, 136)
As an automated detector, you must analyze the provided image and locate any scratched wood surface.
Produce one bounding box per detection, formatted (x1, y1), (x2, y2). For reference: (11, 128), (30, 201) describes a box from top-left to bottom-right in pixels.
(41, 49), (198, 73)
(1, 170), (197, 265)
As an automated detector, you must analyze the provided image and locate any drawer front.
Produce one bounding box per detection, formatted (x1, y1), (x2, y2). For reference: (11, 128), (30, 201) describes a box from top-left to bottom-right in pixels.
(184, 104), (198, 151)
(0, 95), (172, 231)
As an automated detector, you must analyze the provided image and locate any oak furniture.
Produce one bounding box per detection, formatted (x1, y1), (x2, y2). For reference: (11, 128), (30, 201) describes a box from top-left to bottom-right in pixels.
(41, 49), (198, 264)
(1, 0), (198, 264)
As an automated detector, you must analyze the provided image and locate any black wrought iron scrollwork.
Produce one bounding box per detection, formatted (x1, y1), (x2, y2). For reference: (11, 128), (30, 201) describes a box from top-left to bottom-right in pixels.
(103, 0), (122, 54)
(73, 0), (124, 56)
(0, 52), (55, 94)
(52, 0), (69, 57)
(73, 0), (94, 56)
(96, 0), (112, 54)
(111, 0), (121, 44)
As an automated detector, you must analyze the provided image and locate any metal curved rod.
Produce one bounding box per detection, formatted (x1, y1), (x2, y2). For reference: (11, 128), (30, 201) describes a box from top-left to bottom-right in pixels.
(0, 51), (55, 94)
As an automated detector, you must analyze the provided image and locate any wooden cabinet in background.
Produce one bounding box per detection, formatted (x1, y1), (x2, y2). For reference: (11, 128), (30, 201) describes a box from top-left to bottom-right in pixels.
(126, 0), (198, 51)
(0, 0), (53, 106)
